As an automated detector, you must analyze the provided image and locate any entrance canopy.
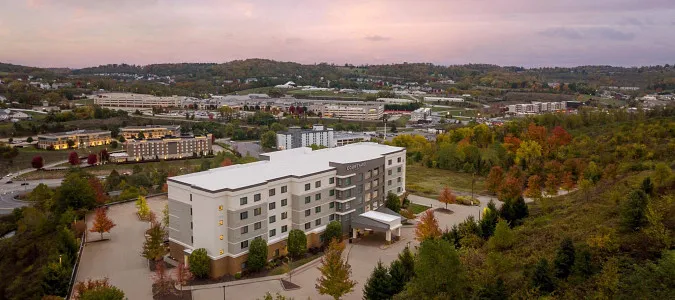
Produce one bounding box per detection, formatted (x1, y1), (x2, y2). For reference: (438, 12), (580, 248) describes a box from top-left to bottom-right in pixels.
(351, 206), (403, 232)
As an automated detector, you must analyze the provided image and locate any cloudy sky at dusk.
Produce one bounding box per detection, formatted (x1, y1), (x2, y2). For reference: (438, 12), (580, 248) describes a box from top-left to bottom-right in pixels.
(1, 0), (674, 68)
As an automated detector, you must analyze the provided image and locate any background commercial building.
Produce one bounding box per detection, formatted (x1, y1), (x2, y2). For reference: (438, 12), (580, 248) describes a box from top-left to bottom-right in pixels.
(119, 125), (181, 139)
(125, 134), (213, 161)
(276, 125), (335, 150)
(507, 101), (567, 115)
(37, 130), (112, 150)
(167, 143), (406, 277)
(321, 104), (383, 120)
(92, 93), (186, 108)
(410, 107), (432, 122)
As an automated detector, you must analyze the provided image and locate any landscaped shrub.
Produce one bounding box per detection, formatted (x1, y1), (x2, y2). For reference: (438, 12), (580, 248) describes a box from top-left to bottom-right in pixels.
(246, 237), (268, 272)
(287, 229), (307, 258)
(188, 248), (211, 279)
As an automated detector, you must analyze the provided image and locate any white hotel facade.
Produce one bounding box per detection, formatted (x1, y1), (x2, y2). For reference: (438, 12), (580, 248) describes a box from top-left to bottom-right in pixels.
(167, 143), (406, 277)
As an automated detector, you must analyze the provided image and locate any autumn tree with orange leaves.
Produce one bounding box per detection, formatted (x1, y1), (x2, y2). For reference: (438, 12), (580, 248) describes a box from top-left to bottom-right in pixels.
(438, 186), (456, 210)
(486, 166), (505, 195)
(90, 208), (116, 240)
(562, 172), (575, 191)
(524, 175), (542, 199)
(221, 158), (233, 167)
(415, 210), (441, 242)
(503, 134), (522, 153)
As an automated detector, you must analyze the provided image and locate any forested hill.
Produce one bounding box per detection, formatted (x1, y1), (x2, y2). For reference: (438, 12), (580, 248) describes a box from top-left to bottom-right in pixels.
(3, 59), (675, 90)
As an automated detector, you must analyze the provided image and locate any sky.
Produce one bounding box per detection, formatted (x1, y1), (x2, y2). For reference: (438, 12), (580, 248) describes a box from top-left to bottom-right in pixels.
(1, 0), (674, 68)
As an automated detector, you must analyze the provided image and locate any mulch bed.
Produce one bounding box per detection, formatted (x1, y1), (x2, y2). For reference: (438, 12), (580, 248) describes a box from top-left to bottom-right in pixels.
(152, 285), (192, 300)
(434, 207), (455, 214)
(280, 279), (300, 290)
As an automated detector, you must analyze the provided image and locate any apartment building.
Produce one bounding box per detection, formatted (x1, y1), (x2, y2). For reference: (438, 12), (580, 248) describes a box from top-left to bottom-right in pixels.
(93, 93), (186, 108)
(507, 101), (567, 115)
(276, 125), (335, 150)
(37, 130), (112, 150)
(167, 143), (406, 277)
(410, 107), (432, 122)
(119, 125), (181, 139)
(125, 134), (212, 161)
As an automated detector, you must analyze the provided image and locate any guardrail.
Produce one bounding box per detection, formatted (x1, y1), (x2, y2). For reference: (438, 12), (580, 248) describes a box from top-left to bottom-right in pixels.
(66, 219), (87, 300)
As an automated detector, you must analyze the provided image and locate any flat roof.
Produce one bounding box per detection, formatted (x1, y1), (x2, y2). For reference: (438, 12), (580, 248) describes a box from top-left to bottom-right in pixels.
(169, 142), (404, 192)
(38, 130), (111, 138)
(120, 125), (180, 130)
(361, 210), (399, 223)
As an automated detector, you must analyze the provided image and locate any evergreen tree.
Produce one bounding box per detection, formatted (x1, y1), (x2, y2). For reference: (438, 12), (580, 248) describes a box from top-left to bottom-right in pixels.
(512, 196), (529, 223)
(385, 192), (401, 213)
(531, 258), (555, 293)
(406, 239), (466, 299)
(572, 248), (593, 278)
(363, 261), (393, 300)
(388, 260), (407, 296)
(554, 238), (576, 279)
(488, 220), (514, 251)
(641, 177), (654, 195)
(479, 200), (499, 239)
(477, 278), (508, 300)
(620, 189), (649, 231)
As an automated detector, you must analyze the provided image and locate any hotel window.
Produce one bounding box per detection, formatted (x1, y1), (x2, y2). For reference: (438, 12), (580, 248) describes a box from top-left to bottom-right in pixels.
(241, 226), (248, 234)
(315, 206), (321, 213)
(329, 189), (335, 196)
(281, 186), (287, 193)
(374, 167), (379, 176)
(315, 219), (321, 226)
(269, 229), (276, 237)
(241, 240), (249, 249)
(345, 177), (352, 185)
(305, 196), (311, 204)
(219, 220), (223, 225)
(269, 215), (276, 223)
(388, 180), (392, 186)
(219, 235), (223, 240)
(358, 184), (363, 193)
(398, 157), (402, 163)
(366, 170), (372, 179)
(315, 193), (321, 201)
(240, 197), (247, 205)
(281, 212), (287, 219)
(388, 169), (392, 176)
(218, 205), (223, 211)
(315, 180), (321, 188)
(329, 202), (335, 209)
(305, 209), (311, 217)
(329, 214), (335, 221)
(240, 212), (248, 220)
(269, 202), (276, 210)
(304, 222), (311, 230)
(254, 222), (262, 230)
(254, 193), (261, 202)
(254, 208), (262, 216)
(358, 173), (363, 181)
(281, 225), (288, 233)
(329, 177), (335, 184)
(281, 199), (287, 206)
(397, 177), (401, 183)
(397, 187), (402, 193)
(269, 188), (275, 196)
(304, 183), (311, 191)
(397, 167), (402, 173)
(388, 159), (392, 165)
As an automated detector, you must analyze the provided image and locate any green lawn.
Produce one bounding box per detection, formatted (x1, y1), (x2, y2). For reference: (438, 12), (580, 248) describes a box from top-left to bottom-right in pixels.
(5, 145), (114, 175)
(408, 203), (430, 214)
(406, 163), (485, 198)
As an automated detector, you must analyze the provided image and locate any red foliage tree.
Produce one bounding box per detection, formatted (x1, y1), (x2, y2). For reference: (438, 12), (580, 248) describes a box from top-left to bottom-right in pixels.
(562, 172), (576, 191)
(74, 278), (113, 299)
(548, 126), (572, 150)
(526, 123), (548, 145)
(152, 260), (175, 297)
(87, 154), (98, 165)
(99, 149), (109, 162)
(486, 166), (505, 194)
(68, 151), (81, 165)
(503, 134), (522, 153)
(289, 106), (296, 114)
(90, 208), (116, 240)
(545, 173), (558, 195)
(89, 178), (109, 204)
(174, 262), (193, 290)
(498, 173), (524, 201)
(220, 158), (233, 167)
(31, 155), (44, 169)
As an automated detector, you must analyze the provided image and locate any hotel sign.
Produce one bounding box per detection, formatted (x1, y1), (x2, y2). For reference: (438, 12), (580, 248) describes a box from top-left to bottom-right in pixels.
(346, 162), (367, 171)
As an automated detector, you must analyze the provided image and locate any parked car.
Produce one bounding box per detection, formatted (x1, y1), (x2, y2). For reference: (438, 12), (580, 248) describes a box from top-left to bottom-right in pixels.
(20, 182), (29, 186)
(5, 180), (13, 184)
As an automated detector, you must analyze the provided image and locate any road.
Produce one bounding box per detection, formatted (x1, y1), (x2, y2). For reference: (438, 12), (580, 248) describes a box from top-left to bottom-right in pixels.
(3, 160), (68, 179)
(0, 178), (64, 215)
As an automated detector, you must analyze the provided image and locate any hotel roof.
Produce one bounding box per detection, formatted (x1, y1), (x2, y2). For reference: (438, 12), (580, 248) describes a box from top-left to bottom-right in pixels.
(169, 142), (404, 192)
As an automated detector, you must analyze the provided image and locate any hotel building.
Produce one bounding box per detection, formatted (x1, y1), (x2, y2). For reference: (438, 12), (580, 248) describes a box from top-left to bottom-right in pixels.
(37, 130), (112, 150)
(320, 104), (384, 120)
(119, 125), (181, 139)
(167, 143), (406, 277)
(123, 134), (213, 161)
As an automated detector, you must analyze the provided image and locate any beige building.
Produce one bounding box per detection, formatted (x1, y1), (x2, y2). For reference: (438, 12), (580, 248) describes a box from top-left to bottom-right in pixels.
(321, 104), (383, 120)
(125, 134), (212, 161)
(37, 130), (112, 150)
(93, 93), (185, 108)
(119, 125), (180, 139)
